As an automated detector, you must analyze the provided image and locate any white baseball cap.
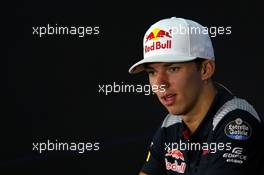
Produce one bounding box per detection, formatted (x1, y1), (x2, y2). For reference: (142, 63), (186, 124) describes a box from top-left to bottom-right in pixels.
(128, 17), (215, 73)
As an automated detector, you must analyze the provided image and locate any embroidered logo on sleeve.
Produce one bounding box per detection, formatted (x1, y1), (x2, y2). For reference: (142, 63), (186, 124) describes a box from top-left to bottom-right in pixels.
(224, 118), (252, 141)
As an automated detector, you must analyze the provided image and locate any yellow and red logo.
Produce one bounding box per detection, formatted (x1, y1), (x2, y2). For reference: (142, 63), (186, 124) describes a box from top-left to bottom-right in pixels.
(165, 149), (186, 173)
(145, 28), (172, 43)
(145, 28), (172, 53)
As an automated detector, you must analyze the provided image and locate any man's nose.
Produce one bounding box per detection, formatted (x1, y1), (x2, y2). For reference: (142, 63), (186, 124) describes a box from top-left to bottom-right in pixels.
(154, 72), (169, 89)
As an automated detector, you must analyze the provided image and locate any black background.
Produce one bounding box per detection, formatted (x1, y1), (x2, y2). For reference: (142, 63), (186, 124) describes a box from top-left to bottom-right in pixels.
(5, 0), (263, 174)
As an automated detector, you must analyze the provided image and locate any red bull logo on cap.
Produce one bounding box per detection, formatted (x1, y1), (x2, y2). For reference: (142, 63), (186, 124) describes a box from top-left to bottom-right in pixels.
(145, 28), (172, 43)
(145, 28), (172, 53)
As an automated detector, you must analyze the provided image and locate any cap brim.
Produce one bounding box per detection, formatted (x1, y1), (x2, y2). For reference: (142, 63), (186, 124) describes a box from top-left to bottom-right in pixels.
(128, 55), (197, 74)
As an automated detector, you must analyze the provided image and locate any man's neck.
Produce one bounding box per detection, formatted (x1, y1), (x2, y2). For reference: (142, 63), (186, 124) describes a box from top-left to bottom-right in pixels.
(181, 83), (217, 134)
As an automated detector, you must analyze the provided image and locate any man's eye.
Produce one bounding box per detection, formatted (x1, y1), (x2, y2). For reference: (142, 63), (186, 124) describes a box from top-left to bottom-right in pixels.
(147, 70), (155, 75)
(145, 69), (155, 75)
(168, 67), (180, 72)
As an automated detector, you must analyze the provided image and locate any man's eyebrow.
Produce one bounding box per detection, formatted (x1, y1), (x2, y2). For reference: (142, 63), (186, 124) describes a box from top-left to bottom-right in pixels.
(144, 63), (179, 70)
(163, 63), (177, 67)
(144, 64), (154, 69)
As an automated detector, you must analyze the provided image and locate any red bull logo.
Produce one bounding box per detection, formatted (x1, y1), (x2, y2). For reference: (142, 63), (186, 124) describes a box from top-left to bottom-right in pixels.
(145, 28), (172, 43)
(145, 40), (171, 53)
(144, 28), (172, 53)
(165, 149), (186, 173)
(165, 158), (186, 173)
(165, 149), (185, 161)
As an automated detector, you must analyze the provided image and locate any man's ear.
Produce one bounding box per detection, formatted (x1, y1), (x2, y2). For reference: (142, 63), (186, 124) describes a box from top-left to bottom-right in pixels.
(201, 60), (215, 80)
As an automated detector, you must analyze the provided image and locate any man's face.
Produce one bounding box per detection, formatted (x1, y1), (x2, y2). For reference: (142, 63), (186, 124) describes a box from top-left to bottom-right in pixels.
(145, 62), (203, 115)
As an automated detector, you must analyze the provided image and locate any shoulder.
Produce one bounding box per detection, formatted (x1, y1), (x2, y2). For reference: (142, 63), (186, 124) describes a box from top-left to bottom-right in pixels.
(206, 97), (264, 173)
(151, 113), (182, 143)
(212, 97), (263, 142)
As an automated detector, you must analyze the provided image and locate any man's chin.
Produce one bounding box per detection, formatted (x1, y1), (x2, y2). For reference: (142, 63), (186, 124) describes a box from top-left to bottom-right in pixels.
(166, 107), (181, 116)
(160, 101), (182, 115)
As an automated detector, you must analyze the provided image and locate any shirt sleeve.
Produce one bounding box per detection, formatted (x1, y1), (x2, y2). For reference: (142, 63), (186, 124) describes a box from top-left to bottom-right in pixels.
(204, 109), (264, 175)
(141, 127), (166, 175)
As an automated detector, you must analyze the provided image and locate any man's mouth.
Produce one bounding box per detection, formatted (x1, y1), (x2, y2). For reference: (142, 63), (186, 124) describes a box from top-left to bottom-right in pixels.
(161, 94), (176, 106)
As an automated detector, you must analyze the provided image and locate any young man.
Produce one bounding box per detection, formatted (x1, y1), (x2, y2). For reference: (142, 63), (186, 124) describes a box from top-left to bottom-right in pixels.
(129, 17), (264, 175)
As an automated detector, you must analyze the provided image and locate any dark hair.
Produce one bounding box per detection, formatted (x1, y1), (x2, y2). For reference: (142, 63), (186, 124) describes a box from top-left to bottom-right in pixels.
(193, 57), (215, 81)
(143, 57), (209, 71)
(193, 57), (206, 70)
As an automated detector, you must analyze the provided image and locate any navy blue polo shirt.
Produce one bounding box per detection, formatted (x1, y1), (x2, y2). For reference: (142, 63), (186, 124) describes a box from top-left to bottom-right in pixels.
(141, 84), (264, 175)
